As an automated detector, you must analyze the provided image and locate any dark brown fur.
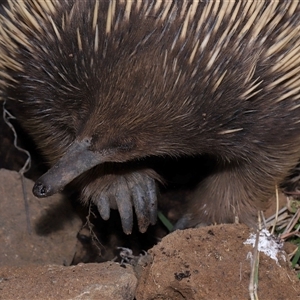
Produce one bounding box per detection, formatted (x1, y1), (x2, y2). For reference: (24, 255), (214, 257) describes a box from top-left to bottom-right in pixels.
(1, 0), (300, 233)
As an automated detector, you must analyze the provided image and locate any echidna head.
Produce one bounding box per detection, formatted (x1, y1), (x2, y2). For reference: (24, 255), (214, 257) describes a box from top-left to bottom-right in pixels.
(32, 76), (194, 198)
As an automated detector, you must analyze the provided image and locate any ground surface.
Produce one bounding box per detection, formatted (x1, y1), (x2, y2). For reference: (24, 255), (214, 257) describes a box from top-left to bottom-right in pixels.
(136, 225), (299, 300)
(0, 169), (299, 300)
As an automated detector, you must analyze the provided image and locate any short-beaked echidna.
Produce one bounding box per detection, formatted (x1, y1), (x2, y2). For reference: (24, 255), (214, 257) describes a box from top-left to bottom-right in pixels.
(1, 0), (300, 234)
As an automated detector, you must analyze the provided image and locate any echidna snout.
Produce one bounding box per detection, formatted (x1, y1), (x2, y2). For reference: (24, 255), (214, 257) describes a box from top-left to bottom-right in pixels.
(33, 139), (105, 197)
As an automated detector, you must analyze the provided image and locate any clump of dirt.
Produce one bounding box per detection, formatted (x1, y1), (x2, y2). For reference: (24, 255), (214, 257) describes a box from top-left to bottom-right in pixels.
(136, 224), (299, 300)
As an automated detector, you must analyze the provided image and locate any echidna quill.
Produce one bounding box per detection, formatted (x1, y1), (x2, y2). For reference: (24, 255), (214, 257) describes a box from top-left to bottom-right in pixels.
(1, 0), (300, 234)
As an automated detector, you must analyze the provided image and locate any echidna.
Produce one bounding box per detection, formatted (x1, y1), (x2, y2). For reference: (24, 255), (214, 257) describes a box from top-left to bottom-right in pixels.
(1, 0), (300, 234)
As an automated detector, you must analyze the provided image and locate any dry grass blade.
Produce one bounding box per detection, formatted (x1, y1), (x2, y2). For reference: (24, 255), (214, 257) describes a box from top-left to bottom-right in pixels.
(271, 185), (279, 235)
(263, 189), (300, 279)
(249, 212), (261, 300)
(280, 208), (300, 240)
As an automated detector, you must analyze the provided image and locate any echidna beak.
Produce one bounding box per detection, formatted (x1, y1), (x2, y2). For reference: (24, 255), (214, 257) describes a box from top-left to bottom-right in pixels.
(33, 138), (105, 198)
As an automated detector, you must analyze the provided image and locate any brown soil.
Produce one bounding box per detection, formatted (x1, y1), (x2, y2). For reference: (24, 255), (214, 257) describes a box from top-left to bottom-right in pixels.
(136, 225), (299, 300)
(0, 224), (299, 299)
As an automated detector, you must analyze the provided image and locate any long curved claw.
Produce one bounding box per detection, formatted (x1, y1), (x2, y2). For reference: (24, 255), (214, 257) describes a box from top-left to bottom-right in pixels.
(129, 178), (150, 233)
(115, 178), (134, 235)
(96, 195), (110, 221)
(145, 177), (158, 225)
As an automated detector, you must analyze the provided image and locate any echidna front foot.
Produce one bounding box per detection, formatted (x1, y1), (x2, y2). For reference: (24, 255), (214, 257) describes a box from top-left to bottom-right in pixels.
(174, 161), (277, 230)
(82, 169), (159, 234)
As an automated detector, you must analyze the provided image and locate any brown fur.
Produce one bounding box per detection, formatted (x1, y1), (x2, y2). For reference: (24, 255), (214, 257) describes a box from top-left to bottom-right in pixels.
(1, 1), (300, 232)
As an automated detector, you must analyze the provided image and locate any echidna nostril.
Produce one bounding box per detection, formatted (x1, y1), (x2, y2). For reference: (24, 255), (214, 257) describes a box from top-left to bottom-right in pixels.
(32, 182), (48, 198)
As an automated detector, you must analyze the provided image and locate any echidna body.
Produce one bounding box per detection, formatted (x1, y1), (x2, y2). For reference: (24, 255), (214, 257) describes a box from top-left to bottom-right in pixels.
(1, 0), (300, 233)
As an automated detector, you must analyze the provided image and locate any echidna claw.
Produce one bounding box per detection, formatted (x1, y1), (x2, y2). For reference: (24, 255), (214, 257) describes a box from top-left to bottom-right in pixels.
(93, 171), (158, 234)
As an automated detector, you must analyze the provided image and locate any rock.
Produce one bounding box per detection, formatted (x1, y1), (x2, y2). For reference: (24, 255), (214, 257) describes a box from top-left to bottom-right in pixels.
(0, 169), (82, 266)
(135, 224), (300, 300)
(0, 262), (137, 300)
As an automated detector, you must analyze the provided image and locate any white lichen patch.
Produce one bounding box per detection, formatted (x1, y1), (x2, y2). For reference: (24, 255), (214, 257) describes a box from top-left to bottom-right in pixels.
(244, 229), (284, 263)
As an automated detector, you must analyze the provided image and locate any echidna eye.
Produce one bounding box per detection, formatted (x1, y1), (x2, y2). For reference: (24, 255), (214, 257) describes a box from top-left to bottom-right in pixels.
(109, 138), (136, 152)
(118, 141), (135, 152)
